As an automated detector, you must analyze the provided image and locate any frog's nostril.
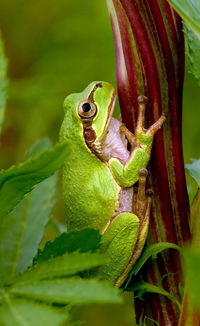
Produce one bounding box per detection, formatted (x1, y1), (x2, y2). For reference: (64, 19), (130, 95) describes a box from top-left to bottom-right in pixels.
(96, 82), (102, 88)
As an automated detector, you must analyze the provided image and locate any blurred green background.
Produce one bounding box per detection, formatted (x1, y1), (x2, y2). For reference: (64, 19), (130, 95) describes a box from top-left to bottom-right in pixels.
(0, 0), (116, 168)
(0, 0), (199, 325)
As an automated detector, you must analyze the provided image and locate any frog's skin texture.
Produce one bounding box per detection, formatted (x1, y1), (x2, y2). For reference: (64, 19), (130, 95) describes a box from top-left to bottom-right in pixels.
(60, 81), (165, 287)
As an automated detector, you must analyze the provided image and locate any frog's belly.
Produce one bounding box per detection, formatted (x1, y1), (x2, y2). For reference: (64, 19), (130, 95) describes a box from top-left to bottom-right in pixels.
(118, 187), (134, 214)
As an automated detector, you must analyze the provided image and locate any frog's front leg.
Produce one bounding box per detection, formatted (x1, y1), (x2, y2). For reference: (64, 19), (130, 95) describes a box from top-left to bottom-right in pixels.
(99, 169), (152, 287)
(109, 96), (166, 187)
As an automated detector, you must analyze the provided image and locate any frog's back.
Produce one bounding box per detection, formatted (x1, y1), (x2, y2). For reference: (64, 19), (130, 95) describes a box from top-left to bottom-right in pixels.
(62, 141), (120, 232)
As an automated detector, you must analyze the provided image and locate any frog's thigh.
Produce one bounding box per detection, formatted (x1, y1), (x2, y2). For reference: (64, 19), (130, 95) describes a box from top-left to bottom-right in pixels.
(100, 212), (139, 285)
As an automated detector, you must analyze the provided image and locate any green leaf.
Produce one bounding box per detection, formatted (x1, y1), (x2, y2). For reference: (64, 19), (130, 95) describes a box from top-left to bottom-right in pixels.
(48, 218), (67, 235)
(0, 34), (8, 133)
(190, 188), (200, 247)
(0, 139), (58, 285)
(0, 142), (69, 219)
(186, 159), (200, 187)
(183, 248), (200, 309)
(125, 242), (181, 287)
(0, 295), (68, 326)
(184, 23), (200, 86)
(166, 1), (200, 84)
(15, 252), (106, 283)
(24, 138), (52, 159)
(166, 0), (200, 37)
(0, 177), (56, 285)
(34, 229), (101, 264)
(132, 281), (181, 310)
(10, 278), (122, 305)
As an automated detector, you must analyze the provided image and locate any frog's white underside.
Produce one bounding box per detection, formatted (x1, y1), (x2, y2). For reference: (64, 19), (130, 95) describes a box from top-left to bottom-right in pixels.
(99, 117), (134, 215)
(101, 117), (129, 164)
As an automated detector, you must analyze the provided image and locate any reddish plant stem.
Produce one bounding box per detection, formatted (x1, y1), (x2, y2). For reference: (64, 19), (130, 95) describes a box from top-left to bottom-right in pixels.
(106, 0), (191, 325)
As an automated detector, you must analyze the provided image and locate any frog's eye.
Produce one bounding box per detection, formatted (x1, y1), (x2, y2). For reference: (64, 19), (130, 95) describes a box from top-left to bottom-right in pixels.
(78, 100), (97, 119)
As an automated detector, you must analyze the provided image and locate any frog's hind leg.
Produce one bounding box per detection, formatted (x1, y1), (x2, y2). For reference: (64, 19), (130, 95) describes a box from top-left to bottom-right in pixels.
(99, 169), (152, 287)
(99, 212), (140, 287)
(113, 169), (152, 287)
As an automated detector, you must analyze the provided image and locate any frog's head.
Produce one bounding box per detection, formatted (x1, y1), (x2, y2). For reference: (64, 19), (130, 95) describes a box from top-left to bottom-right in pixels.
(61, 81), (116, 149)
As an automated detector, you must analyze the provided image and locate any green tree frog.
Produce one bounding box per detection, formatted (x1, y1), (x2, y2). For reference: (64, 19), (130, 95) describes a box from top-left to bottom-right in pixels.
(60, 81), (165, 287)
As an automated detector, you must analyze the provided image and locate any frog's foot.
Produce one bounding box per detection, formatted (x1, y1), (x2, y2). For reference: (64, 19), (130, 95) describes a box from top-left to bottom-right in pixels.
(130, 168), (153, 269)
(136, 95), (166, 137)
(119, 124), (136, 148)
(119, 96), (165, 152)
(132, 168), (152, 221)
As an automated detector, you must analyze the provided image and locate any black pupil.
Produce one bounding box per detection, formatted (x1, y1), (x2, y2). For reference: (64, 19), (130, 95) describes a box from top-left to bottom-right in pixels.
(82, 102), (91, 112)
